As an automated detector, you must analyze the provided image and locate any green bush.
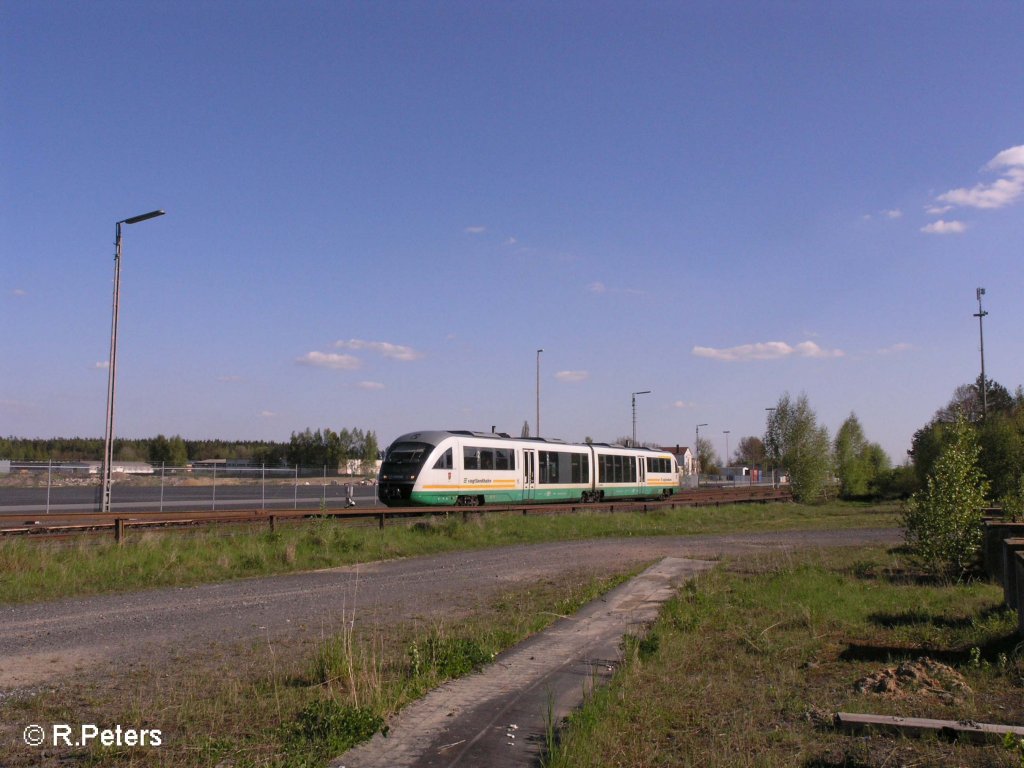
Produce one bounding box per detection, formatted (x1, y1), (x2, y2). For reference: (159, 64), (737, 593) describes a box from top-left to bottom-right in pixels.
(903, 416), (989, 579)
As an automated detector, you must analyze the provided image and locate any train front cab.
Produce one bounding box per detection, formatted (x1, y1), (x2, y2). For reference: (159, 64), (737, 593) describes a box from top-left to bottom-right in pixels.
(378, 435), (441, 506)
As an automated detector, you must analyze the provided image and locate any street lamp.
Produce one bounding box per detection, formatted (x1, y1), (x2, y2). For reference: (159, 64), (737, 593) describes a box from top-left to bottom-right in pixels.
(695, 423), (707, 487)
(975, 288), (988, 420)
(723, 430), (730, 468)
(631, 390), (651, 447)
(535, 349), (543, 437)
(765, 407), (777, 487)
(102, 210), (165, 513)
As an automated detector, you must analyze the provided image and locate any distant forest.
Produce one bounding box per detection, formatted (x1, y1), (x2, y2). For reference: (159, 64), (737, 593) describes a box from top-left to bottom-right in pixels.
(1, 427), (379, 469)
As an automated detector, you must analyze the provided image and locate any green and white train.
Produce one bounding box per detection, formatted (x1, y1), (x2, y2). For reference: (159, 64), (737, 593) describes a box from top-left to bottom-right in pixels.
(377, 430), (679, 507)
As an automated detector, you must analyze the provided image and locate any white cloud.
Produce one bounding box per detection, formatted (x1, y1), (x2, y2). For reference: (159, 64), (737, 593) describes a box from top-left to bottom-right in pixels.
(296, 351), (361, 370)
(357, 381), (385, 390)
(673, 400), (696, 409)
(94, 361), (109, 369)
(988, 145), (1024, 170)
(878, 342), (913, 355)
(883, 209), (903, 219)
(334, 339), (422, 361)
(920, 219), (967, 235)
(794, 341), (843, 358)
(12, 288), (27, 297)
(587, 281), (607, 294)
(555, 370), (589, 383)
(464, 226), (487, 234)
(259, 410), (276, 418)
(692, 340), (844, 362)
(934, 144), (1024, 210)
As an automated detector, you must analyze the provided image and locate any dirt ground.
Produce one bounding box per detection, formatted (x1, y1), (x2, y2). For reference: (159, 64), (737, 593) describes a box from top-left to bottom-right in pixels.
(0, 528), (896, 762)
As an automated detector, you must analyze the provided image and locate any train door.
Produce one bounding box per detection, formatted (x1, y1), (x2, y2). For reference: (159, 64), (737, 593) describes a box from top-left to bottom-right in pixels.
(523, 449), (537, 501)
(638, 456), (646, 488)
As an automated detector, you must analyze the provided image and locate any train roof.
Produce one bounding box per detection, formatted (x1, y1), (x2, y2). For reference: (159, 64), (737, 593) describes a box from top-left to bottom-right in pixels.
(388, 430), (673, 454)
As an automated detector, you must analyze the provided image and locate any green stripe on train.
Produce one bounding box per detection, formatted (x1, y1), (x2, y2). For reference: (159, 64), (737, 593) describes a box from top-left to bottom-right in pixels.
(408, 485), (665, 506)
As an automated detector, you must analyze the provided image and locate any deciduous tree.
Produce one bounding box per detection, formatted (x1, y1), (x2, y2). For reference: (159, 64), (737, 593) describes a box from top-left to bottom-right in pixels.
(732, 436), (765, 468)
(903, 415), (989, 579)
(833, 413), (890, 498)
(765, 392), (831, 503)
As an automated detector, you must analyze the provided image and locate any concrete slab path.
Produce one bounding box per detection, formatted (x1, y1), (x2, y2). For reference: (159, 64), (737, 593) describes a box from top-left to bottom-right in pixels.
(331, 556), (715, 768)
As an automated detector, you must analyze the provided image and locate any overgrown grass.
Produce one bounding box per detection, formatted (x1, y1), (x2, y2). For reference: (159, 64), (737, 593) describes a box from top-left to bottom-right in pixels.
(0, 569), (636, 767)
(0, 501), (898, 604)
(546, 546), (1024, 768)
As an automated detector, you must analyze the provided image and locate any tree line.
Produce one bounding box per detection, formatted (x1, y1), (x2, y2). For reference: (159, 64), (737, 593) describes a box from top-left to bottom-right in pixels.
(909, 375), (1024, 501)
(0, 427), (381, 473)
(691, 375), (1024, 508)
(693, 393), (912, 504)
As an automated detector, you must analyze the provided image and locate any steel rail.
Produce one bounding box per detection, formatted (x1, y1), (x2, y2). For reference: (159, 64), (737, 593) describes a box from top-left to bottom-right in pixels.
(0, 486), (792, 541)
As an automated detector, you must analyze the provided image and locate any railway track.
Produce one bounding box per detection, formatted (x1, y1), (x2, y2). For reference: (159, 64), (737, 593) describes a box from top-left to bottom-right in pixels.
(0, 485), (792, 541)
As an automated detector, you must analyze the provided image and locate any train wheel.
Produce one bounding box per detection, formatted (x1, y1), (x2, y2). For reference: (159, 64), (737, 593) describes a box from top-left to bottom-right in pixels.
(456, 495), (481, 507)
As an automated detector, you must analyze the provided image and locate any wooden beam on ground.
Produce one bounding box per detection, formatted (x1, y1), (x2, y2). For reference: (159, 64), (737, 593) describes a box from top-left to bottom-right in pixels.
(835, 712), (1024, 745)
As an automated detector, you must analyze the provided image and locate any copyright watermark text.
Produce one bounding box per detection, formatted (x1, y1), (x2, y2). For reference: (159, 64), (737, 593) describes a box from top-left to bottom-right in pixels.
(23, 723), (162, 748)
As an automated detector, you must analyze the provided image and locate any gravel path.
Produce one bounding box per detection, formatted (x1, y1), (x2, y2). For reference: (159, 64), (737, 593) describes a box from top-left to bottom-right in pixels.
(0, 528), (896, 694)
(331, 557), (718, 768)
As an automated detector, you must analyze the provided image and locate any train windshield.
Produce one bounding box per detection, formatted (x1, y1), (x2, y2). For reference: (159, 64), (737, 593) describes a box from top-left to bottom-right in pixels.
(382, 442), (433, 468)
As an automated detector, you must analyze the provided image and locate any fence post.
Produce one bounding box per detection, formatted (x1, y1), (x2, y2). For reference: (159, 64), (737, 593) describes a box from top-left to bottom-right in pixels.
(294, 465), (299, 509)
(378, 512), (386, 530)
(269, 515), (276, 532)
(160, 462), (165, 513)
(114, 518), (125, 544)
(212, 462), (217, 511)
(46, 459), (52, 515)
(262, 463), (266, 510)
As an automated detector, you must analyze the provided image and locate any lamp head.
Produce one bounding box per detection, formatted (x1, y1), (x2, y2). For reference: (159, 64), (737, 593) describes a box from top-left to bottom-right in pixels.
(121, 210), (165, 225)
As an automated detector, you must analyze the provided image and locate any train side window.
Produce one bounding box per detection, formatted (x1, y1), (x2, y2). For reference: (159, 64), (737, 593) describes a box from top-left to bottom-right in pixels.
(463, 447), (480, 470)
(495, 448), (514, 471)
(647, 457), (671, 473)
(433, 448), (453, 470)
(480, 449), (494, 470)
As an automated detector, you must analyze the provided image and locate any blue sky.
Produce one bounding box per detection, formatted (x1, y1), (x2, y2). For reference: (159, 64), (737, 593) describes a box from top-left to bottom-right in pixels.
(2, 1), (1022, 464)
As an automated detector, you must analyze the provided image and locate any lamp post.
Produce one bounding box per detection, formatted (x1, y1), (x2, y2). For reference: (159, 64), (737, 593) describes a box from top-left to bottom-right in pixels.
(102, 210), (165, 514)
(723, 430), (730, 468)
(695, 423), (707, 487)
(631, 390), (651, 447)
(975, 288), (988, 420)
(535, 349), (543, 438)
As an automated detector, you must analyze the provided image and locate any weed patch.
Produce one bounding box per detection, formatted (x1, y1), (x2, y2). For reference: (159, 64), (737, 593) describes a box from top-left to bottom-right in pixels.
(281, 699), (386, 764)
(546, 546), (1023, 768)
(0, 569), (635, 767)
(0, 501), (898, 605)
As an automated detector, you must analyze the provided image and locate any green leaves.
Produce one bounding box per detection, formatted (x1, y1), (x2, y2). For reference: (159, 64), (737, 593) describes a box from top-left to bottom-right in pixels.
(766, 393), (831, 503)
(903, 416), (990, 579)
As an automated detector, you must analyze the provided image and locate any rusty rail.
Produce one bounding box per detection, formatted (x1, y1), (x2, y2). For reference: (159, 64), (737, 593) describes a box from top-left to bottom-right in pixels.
(0, 486), (791, 542)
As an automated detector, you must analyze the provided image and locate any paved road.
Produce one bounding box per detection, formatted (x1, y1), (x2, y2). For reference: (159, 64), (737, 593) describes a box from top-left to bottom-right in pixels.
(0, 483), (380, 514)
